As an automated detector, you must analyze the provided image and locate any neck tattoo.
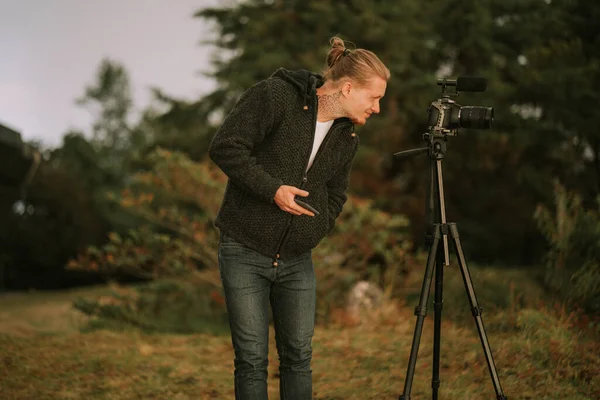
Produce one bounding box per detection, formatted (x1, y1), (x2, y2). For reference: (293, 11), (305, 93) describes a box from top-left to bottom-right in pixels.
(317, 91), (345, 120)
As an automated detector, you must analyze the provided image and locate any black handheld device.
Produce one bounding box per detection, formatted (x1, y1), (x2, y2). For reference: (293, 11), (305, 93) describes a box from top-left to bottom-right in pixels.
(294, 198), (319, 216)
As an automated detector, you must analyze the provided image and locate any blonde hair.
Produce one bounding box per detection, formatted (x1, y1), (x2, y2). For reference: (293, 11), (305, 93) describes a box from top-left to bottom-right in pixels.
(323, 36), (390, 85)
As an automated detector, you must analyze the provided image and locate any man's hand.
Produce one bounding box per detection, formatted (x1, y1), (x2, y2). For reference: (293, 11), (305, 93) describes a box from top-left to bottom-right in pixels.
(274, 185), (315, 217)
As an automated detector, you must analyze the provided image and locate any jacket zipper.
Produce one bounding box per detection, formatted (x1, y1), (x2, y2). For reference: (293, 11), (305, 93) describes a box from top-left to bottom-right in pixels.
(272, 100), (319, 266)
(271, 115), (349, 266)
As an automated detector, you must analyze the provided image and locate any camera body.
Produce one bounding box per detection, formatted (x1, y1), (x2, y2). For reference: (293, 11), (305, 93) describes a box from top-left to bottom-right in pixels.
(427, 77), (494, 136)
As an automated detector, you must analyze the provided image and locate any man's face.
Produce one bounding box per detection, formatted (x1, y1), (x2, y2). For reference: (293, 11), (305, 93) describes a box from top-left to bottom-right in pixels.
(342, 77), (387, 125)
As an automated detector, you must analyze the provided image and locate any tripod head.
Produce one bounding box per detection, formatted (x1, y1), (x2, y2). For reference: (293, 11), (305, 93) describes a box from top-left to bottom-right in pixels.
(392, 132), (447, 162)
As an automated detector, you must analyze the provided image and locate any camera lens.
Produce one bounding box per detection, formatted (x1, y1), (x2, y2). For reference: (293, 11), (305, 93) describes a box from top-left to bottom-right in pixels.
(459, 106), (493, 129)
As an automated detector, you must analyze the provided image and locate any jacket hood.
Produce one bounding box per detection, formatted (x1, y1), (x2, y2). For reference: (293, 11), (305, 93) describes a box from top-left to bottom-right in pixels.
(271, 68), (323, 109)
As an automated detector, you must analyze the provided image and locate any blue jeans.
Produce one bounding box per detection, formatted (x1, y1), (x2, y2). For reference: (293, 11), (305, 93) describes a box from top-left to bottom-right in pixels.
(218, 232), (316, 400)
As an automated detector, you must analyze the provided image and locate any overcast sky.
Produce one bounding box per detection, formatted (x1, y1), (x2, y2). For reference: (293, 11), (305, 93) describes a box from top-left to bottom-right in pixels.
(0, 0), (220, 148)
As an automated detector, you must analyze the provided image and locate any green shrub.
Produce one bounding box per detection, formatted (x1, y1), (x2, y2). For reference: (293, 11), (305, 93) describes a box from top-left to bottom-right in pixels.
(534, 182), (600, 313)
(69, 149), (415, 331)
(73, 280), (229, 334)
(313, 195), (414, 324)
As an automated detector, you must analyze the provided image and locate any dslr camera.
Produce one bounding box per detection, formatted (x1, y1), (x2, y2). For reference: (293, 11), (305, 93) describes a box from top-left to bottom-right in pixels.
(427, 76), (493, 135)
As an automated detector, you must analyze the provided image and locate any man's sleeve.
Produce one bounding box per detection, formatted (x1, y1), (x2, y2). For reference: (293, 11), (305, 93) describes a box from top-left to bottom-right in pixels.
(326, 142), (359, 231)
(208, 80), (283, 203)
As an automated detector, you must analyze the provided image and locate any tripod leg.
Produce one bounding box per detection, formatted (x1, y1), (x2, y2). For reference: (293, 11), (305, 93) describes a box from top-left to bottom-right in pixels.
(448, 223), (508, 400)
(432, 247), (444, 400)
(431, 150), (449, 400)
(399, 224), (441, 400)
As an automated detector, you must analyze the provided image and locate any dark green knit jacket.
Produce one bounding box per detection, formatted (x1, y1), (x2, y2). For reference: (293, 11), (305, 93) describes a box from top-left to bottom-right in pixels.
(208, 68), (359, 261)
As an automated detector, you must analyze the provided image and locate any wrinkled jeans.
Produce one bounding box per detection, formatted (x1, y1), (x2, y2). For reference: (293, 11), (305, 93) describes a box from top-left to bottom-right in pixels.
(218, 232), (316, 400)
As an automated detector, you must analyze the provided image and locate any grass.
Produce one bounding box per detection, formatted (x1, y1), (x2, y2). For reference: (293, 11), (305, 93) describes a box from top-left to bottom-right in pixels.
(0, 267), (599, 400)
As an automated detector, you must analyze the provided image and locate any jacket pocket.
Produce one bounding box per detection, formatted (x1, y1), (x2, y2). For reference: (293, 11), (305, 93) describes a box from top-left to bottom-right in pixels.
(284, 212), (330, 254)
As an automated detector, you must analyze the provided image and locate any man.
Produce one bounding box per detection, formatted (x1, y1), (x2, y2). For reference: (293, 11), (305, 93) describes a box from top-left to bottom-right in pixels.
(209, 37), (390, 399)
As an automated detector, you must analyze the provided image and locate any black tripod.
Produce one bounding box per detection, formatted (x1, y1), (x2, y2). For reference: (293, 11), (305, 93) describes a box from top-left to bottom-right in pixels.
(395, 133), (507, 400)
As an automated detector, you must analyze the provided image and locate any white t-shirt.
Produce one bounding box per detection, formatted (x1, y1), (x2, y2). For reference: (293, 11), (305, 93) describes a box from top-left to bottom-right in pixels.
(306, 120), (334, 172)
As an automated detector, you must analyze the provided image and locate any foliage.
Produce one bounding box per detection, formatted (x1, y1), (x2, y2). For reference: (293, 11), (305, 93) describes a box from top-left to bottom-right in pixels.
(6, 0), (599, 299)
(67, 149), (225, 286)
(76, 58), (135, 155)
(73, 281), (228, 334)
(193, 0), (600, 266)
(401, 260), (549, 329)
(50, 60), (143, 234)
(64, 149), (225, 331)
(0, 60), (146, 290)
(0, 162), (109, 290)
(534, 182), (600, 313)
(65, 147), (414, 330)
(314, 196), (414, 323)
(139, 88), (218, 161)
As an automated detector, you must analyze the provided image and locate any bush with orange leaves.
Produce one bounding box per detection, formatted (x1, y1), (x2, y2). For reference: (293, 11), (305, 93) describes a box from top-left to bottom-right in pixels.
(67, 148), (414, 331)
(67, 148), (225, 288)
